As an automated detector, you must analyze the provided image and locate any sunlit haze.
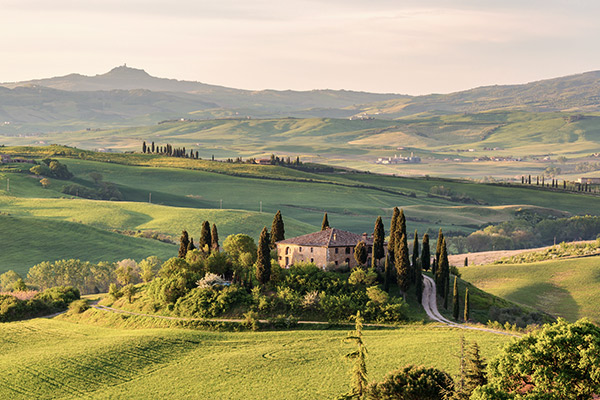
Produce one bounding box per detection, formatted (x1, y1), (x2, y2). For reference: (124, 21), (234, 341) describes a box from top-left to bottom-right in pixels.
(1, 0), (599, 94)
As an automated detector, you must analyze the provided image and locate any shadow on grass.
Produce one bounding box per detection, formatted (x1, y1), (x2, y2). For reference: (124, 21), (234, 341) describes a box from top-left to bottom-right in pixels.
(505, 281), (580, 322)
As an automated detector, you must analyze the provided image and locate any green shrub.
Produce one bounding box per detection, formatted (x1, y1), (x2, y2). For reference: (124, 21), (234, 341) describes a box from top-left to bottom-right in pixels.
(68, 299), (90, 314)
(366, 365), (454, 400)
(268, 314), (298, 329)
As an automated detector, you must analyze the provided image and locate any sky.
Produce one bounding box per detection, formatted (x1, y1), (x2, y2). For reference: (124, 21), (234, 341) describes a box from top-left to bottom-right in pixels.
(1, 0), (599, 94)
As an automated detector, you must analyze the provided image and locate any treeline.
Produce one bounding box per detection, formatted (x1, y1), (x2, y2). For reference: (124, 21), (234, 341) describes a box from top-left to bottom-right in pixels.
(29, 158), (73, 180)
(61, 172), (123, 201)
(519, 174), (599, 193)
(142, 141), (199, 159)
(0, 287), (79, 322)
(449, 214), (600, 253)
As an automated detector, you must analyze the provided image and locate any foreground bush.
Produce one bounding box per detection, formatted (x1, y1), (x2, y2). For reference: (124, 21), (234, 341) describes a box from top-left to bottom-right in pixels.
(472, 318), (600, 399)
(366, 365), (454, 400)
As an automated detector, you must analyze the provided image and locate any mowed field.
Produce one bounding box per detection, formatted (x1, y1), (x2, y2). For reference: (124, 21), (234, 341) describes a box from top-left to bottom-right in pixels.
(0, 316), (511, 400)
(459, 255), (600, 323)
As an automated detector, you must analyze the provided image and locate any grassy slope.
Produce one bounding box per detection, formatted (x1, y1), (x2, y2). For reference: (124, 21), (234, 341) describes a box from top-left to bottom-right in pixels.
(459, 256), (600, 323)
(0, 215), (176, 276)
(0, 317), (510, 400)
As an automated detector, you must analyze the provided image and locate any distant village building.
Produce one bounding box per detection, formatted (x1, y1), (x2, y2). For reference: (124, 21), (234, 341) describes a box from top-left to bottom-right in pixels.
(376, 152), (421, 164)
(276, 227), (385, 269)
(578, 177), (600, 184)
(349, 114), (375, 121)
(255, 159), (271, 165)
(0, 154), (35, 164)
(0, 154), (11, 164)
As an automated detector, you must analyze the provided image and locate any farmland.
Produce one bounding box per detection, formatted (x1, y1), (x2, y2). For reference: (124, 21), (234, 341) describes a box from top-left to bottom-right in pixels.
(459, 255), (600, 323)
(0, 317), (510, 400)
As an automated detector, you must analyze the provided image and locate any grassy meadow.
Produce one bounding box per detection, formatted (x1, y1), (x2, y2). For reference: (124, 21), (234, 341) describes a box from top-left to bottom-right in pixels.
(0, 316), (511, 400)
(459, 255), (600, 323)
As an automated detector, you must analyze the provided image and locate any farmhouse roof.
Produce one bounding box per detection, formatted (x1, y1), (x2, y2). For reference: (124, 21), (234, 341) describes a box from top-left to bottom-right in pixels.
(276, 227), (373, 247)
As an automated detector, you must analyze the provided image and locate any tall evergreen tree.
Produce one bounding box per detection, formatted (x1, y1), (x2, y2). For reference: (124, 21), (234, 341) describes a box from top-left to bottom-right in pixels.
(342, 312), (368, 399)
(435, 228), (444, 263)
(354, 241), (368, 267)
(437, 237), (449, 298)
(412, 230), (419, 267)
(463, 341), (487, 395)
(453, 276), (460, 320)
(151, 141), (155, 153)
(187, 237), (196, 251)
(464, 288), (470, 322)
(388, 207), (400, 256)
(270, 210), (285, 249)
(421, 233), (431, 271)
(142, 141), (147, 153)
(199, 221), (212, 253)
(383, 253), (392, 292)
(372, 216), (385, 268)
(211, 223), (219, 251)
(321, 213), (330, 230)
(178, 230), (190, 258)
(256, 227), (271, 285)
(415, 258), (423, 303)
(395, 234), (411, 297)
(398, 209), (406, 238)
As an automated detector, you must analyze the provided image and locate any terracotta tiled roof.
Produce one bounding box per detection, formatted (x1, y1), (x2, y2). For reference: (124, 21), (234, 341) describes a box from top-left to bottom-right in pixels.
(276, 228), (373, 247)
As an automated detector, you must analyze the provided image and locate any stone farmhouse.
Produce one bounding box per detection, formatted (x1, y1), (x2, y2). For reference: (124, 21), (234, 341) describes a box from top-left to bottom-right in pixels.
(276, 227), (385, 269)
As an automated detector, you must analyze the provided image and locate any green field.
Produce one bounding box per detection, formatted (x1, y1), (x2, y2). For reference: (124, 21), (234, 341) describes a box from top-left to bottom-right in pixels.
(0, 316), (511, 400)
(459, 256), (600, 323)
(2, 147), (600, 274)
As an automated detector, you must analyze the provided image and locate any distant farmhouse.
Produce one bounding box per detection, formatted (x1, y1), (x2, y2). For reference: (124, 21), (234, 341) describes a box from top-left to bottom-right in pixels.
(375, 153), (421, 164)
(276, 227), (385, 269)
(578, 177), (600, 185)
(0, 154), (35, 164)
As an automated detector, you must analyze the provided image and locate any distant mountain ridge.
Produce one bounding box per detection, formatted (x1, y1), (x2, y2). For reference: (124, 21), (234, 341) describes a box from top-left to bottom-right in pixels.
(1, 66), (600, 131)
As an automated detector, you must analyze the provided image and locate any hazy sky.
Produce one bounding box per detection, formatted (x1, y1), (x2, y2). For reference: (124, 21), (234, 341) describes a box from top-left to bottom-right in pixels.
(1, 0), (599, 94)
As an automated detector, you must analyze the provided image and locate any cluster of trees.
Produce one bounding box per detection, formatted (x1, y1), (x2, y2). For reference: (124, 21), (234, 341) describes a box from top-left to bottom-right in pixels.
(340, 316), (600, 400)
(0, 286), (80, 322)
(178, 221), (220, 258)
(450, 214), (600, 253)
(30, 159), (73, 180)
(520, 174), (598, 193)
(62, 172), (123, 201)
(142, 141), (199, 159)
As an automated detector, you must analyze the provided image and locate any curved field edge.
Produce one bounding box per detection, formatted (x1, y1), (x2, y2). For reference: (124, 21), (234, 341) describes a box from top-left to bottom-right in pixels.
(459, 255), (600, 323)
(0, 317), (510, 400)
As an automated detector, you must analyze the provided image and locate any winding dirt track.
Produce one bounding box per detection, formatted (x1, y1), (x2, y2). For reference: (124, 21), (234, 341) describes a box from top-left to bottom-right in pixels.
(421, 275), (519, 337)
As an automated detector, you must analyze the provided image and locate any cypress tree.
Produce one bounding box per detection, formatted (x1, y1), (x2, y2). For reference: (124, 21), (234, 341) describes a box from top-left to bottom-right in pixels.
(256, 227), (271, 285)
(270, 210), (285, 248)
(142, 141), (147, 153)
(321, 213), (330, 230)
(372, 216), (385, 268)
(521, 176), (524, 184)
(421, 233), (431, 271)
(437, 237), (449, 297)
(398, 209), (406, 238)
(464, 288), (470, 322)
(354, 241), (368, 267)
(178, 230), (190, 258)
(435, 228), (444, 263)
(415, 258), (423, 303)
(432, 258), (437, 276)
(187, 237), (196, 251)
(453, 276), (460, 320)
(528, 175), (531, 184)
(411, 230), (419, 283)
(211, 223), (219, 251)
(388, 207), (400, 256)
(464, 257), (468, 267)
(383, 253), (391, 292)
(463, 342), (487, 395)
(151, 141), (155, 153)
(199, 221), (212, 253)
(395, 234), (411, 297)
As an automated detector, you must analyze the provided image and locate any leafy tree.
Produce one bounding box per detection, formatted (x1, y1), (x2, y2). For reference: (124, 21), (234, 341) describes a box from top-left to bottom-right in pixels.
(179, 230), (190, 258)
(139, 256), (161, 283)
(321, 212), (330, 230)
(199, 221), (212, 253)
(341, 312), (368, 399)
(452, 276), (459, 320)
(366, 365), (454, 400)
(372, 216), (385, 268)
(40, 178), (51, 188)
(395, 234), (411, 297)
(115, 259), (139, 286)
(256, 227), (271, 285)
(421, 233), (431, 271)
(211, 223), (220, 251)
(270, 210), (285, 248)
(0, 270), (22, 291)
(354, 241), (368, 266)
(471, 319), (600, 399)
(464, 288), (470, 322)
(121, 284), (136, 303)
(223, 234), (257, 265)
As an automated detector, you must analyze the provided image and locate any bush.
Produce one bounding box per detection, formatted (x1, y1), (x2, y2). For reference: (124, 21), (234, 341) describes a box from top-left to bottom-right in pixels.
(242, 310), (260, 331)
(174, 285), (251, 318)
(0, 286), (80, 322)
(268, 314), (298, 329)
(366, 365), (454, 400)
(68, 299), (90, 314)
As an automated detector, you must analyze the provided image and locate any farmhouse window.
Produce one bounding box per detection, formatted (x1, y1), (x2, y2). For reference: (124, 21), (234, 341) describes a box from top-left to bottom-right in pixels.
(310, 247), (313, 253)
(310, 258), (314, 263)
(299, 247), (302, 252)
(286, 247), (290, 255)
(285, 257), (289, 265)
(335, 261), (338, 266)
(368, 247), (372, 254)
(335, 248), (338, 254)
(345, 258), (350, 264)
(345, 247), (350, 254)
